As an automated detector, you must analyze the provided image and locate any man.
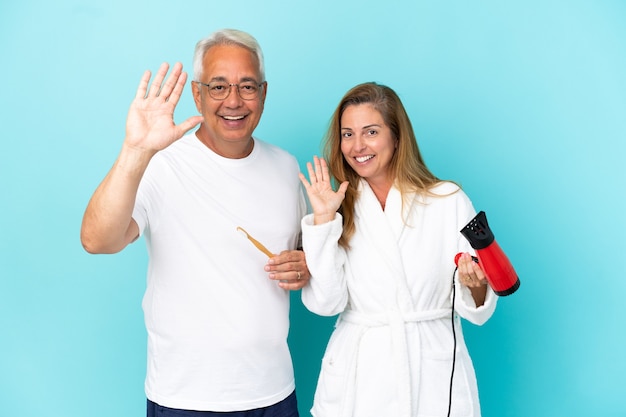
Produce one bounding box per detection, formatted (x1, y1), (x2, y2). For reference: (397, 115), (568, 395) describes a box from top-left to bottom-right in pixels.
(81, 29), (308, 417)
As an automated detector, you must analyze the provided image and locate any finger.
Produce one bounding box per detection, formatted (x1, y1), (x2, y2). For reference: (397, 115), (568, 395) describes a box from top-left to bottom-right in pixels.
(467, 257), (486, 280)
(174, 115), (204, 138)
(277, 273), (310, 290)
(337, 181), (349, 197)
(306, 161), (316, 183)
(278, 279), (307, 291)
(320, 157), (330, 181)
(169, 70), (189, 104)
(160, 62), (184, 101)
(298, 172), (311, 189)
(135, 70), (152, 100)
(469, 263), (483, 280)
(266, 252), (306, 277)
(457, 257), (469, 276)
(460, 273), (473, 287)
(148, 62), (170, 98)
(457, 253), (474, 275)
(314, 155), (323, 181)
(268, 270), (298, 282)
(271, 249), (303, 265)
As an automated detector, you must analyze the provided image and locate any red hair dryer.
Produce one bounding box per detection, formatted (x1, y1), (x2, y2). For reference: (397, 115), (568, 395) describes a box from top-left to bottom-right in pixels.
(455, 211), (520, 296)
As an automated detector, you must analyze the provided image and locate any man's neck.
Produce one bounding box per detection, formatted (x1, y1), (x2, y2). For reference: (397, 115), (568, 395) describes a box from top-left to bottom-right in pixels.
(195, 128), (254, 159)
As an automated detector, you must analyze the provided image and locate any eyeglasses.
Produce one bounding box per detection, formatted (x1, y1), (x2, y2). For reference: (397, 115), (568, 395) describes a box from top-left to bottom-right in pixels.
(195, 81), (265, 100)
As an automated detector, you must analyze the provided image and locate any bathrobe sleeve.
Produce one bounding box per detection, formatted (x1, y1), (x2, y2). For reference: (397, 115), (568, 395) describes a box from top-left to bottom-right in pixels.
(455, 281), (497, 325)
(300, 213), (348, 317)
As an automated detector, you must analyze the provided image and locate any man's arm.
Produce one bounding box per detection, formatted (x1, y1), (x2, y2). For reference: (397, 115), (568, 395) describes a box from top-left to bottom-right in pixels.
(80, 62), (203, 254)
(80, 145), (151, 254)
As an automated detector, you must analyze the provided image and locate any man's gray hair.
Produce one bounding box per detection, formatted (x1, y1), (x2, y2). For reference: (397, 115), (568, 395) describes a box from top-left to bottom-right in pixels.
(192, 29), (265, 82)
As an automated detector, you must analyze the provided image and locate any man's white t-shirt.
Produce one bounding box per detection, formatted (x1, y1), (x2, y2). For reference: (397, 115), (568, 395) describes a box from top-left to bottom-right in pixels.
(132, 133), (306, 411)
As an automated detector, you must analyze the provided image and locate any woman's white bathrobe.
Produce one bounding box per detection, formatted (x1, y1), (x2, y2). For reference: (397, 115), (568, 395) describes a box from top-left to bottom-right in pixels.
(301, 181), (497, 417)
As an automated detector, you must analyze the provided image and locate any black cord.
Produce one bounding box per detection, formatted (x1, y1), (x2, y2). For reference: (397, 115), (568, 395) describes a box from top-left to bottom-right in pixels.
(447, 266), (458, 417)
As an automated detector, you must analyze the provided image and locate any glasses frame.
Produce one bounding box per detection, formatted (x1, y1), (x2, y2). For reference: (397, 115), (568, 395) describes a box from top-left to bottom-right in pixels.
(195, 81), (265, 101)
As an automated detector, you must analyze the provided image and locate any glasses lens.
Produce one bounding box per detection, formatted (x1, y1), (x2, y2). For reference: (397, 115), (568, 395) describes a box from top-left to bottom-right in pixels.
(207, 82), (229, 100)
(205, 82), (261, 100)
(238, 82), (259, 99)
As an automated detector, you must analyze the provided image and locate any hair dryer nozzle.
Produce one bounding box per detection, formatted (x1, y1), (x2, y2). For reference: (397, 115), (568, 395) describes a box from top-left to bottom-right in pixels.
(460, 211), (494, 250)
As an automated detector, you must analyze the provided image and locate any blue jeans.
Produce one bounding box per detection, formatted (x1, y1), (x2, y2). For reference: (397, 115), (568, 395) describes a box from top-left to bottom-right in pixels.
(146, 391), (299, 417)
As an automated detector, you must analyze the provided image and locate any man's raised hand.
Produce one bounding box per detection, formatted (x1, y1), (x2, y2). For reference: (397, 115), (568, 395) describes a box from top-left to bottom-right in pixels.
(125, 62), (203, 153)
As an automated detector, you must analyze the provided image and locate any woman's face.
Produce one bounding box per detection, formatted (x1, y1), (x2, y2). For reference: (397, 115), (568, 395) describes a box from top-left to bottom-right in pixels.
(340, 103), (397, 185)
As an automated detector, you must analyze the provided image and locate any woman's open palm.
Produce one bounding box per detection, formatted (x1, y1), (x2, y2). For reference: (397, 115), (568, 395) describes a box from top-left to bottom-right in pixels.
(299, 156), (348, 224)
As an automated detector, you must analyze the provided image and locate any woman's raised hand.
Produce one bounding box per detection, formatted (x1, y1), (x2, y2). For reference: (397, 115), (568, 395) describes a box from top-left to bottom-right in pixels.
(299, 156), (349, 225)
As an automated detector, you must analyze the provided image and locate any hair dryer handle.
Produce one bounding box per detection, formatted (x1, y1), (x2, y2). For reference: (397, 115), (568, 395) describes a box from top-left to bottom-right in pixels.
(454, 252), (479, 266)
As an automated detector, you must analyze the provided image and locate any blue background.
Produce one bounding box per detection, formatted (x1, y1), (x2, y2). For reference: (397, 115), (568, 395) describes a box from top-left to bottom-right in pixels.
(1, 1), (625, 416)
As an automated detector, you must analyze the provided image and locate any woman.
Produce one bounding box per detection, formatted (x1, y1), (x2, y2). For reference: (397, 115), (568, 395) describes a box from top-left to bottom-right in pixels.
(299, 82), (497, 417)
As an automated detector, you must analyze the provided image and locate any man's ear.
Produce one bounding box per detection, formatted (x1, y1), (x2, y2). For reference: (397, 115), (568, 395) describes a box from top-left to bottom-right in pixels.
(260, 81), (268, 105)
(191, 81), (202, 112)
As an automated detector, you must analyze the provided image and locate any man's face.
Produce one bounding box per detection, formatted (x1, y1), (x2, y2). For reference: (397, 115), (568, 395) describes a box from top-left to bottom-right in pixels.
(192, 44), (266, 154)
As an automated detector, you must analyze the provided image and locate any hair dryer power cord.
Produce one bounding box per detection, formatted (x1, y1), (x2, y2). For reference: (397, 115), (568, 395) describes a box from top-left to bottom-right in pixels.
(447, 266), (458, 417)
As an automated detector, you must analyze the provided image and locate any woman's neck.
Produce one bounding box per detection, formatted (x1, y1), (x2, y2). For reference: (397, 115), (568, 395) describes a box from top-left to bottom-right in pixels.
(366, 178), (393, 210)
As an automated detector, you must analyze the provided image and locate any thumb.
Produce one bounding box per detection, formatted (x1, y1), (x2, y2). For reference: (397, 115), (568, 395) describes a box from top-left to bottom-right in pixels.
(337, 181), (349, 196)
(175, 115), (203, 137)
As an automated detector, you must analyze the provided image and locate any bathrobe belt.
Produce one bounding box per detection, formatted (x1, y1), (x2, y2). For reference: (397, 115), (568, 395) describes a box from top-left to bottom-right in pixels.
(337, 308), (452, 417)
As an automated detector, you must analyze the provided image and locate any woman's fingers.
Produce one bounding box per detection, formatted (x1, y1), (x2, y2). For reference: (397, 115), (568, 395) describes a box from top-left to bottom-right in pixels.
(314, 155), (323, 181)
